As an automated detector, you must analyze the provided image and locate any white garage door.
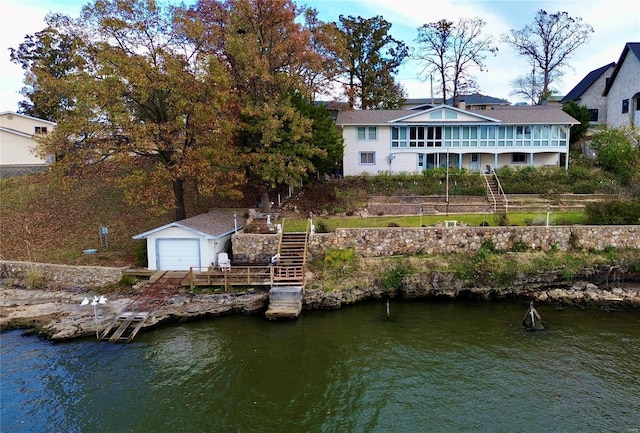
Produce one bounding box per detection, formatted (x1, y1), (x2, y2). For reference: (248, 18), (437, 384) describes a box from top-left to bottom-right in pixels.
(157, 239), (201, 270)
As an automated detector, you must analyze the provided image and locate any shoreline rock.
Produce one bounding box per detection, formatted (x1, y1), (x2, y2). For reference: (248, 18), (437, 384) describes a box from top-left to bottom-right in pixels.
(1, 275), (638, 341)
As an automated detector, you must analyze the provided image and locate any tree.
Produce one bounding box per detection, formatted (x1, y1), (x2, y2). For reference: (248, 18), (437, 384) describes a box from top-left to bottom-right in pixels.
(509, 65), (562, 105)
(502, 10), (593, 103)
(289, 91), (344, 176)
(20, 0), (245, 220)
(414, 17), (496, 107)
(590, 127), (640, 186)
(336, 15), (408, 109)
(562, 101), (591, 147)
(194, 0), (340, 209)
(9, 22), (84, 121)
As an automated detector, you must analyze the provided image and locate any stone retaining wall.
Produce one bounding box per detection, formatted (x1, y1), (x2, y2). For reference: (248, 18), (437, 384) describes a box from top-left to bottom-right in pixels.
(233, 225), (640, 262)
(0, 261), (125, 287)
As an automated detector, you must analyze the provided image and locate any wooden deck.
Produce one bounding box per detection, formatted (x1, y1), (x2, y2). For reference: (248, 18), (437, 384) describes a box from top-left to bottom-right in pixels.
(184, 265), (274, 290)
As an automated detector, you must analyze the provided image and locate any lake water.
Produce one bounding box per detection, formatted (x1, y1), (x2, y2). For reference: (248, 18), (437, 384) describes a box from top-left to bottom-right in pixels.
(2, 300), (639, 433)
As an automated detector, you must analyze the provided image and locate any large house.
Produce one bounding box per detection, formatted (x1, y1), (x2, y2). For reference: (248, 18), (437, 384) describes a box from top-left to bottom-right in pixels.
(602, 42), (640, 128)
(0, 111), (56, 178)
(335, 104), (578, 176)
(562, 42), (640, 128)
(560, 62), (616, 126)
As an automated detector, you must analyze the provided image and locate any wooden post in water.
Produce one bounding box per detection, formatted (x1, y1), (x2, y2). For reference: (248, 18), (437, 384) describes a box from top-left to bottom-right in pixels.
(386, 299), (390, 318)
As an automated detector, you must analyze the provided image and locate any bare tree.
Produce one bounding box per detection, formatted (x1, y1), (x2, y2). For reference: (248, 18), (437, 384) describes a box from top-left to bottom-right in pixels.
(414, 17), (497, 107)
(502, 10), (593, 103)
(510, 63), (562, 105)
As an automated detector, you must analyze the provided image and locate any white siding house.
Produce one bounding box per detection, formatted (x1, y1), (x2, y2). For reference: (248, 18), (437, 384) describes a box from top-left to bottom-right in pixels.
(336, 105), (578, 176)
(132, 209), (243, 271)
(603, 42), (640, 129)
(0, 111), (56, 178)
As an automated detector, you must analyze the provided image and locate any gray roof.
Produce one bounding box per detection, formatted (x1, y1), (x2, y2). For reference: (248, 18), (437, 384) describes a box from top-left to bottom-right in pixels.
(335, 105), (579, 126)
(132, 209), (242, 239)
(445, 93), (511, 106)
(603, 42), (640, 96)
(561, 63), (615, 103)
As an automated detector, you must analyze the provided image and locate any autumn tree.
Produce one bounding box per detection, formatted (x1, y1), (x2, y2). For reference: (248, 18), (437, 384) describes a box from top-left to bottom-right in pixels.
(18, 0), (244, 220)
(335, 15), (408, 109)
(502, 10), (593, 103)
(414, 17), (496, 107)
(9, 23), (84, 121)
(194, 0), (337, 209)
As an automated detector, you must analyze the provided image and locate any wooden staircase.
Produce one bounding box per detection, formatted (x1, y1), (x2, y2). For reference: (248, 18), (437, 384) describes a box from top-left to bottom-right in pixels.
(265, 223), (310, 319)
(484, 172), (508, 214)
(100, 271), (183, 343)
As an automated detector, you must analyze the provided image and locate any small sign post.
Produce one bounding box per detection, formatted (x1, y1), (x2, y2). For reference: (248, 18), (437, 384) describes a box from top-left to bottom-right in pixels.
(100, 226), (109, 248)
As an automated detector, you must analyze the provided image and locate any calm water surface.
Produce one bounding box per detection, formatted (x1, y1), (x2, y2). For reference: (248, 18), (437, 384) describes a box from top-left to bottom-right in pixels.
(2, 301), (639, 433)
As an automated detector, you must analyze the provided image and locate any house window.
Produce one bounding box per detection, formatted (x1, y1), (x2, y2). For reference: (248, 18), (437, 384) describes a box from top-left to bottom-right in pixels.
(512, 153), (527, 164)
(359, 151), (375, 165)
(357, 126), (377, 140)
(588, 109), (599, 122)
(636, 98), (640, 111)
(426, 126), (442, 147)
(34, 126), (48, 134)
(409, 126), (425, 147)
(391, 126), (407, 148)
(622, 99), (629, 114)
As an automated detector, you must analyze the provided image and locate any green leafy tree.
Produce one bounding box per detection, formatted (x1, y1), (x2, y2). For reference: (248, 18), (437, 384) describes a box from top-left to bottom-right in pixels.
(289, 91), (344, 176)
(590, 127), (640, 186)
(502, 10), (593, 103)
(335, 15), (408, 109)
(562, 101), (592, 147)
(415, 17), (497, 107)
(19, 0), (245, 220)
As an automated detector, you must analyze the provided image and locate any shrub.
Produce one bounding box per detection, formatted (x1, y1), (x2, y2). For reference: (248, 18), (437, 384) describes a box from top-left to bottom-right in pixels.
(25, 267), (43, 289)
(381, 263), (414, 290)
(118, 274), (138, 287)
(134, 241), (148, 267)
(511, 241), (529, 252)
(585, 200), (640, 225)
(324, 248), (357, 276)
(315, 220), (329, 233)
(387, 222), (400, 227)
(494, 213), (509, 226)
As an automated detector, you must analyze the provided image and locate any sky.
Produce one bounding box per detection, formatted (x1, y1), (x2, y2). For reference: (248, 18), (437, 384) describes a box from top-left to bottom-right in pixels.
(1, 0), (639, 113)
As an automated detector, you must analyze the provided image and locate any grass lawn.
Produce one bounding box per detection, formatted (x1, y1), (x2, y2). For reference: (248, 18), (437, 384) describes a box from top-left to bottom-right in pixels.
(281, 212), (587, 232)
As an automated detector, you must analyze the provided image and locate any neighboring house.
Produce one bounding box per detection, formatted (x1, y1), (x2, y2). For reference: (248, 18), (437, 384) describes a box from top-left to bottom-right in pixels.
(444, 93), (511, 110)
(603, 42), (640, 128)
(0, 111), (56, 178)
(403, 98), (443, 110)
(561, 62), (616, 125)
(403, 94), (510, 111)
(335, 104), (578, 176)
(132, 209), (243, 271)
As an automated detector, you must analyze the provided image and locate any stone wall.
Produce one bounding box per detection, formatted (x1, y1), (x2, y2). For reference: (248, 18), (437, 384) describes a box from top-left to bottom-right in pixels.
(233, 225), (640, 261)
(0, 261), (125, 287)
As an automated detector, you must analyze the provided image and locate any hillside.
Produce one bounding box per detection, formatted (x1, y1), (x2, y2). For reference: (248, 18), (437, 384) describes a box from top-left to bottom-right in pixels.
(0, 167), (269, 267)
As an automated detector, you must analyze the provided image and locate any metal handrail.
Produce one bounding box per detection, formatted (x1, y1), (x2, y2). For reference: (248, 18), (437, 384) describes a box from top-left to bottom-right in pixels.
(493, 171), (509, 213)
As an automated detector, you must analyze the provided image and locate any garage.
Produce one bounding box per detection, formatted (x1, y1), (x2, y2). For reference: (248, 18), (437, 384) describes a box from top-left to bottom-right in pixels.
(156, 238), (201, 270)
(132, 209), (243, 271)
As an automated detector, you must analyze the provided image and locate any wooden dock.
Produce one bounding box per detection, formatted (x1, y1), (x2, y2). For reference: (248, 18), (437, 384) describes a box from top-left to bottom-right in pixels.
(100, 271), (184, 343)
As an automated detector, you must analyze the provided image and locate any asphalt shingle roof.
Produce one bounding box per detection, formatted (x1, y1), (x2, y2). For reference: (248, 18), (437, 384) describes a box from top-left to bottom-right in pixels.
(133, 209), (241, 239)
(335, 105), (578, 125)
(561, 63), (615, 103)
(603, 42), (640, 96)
